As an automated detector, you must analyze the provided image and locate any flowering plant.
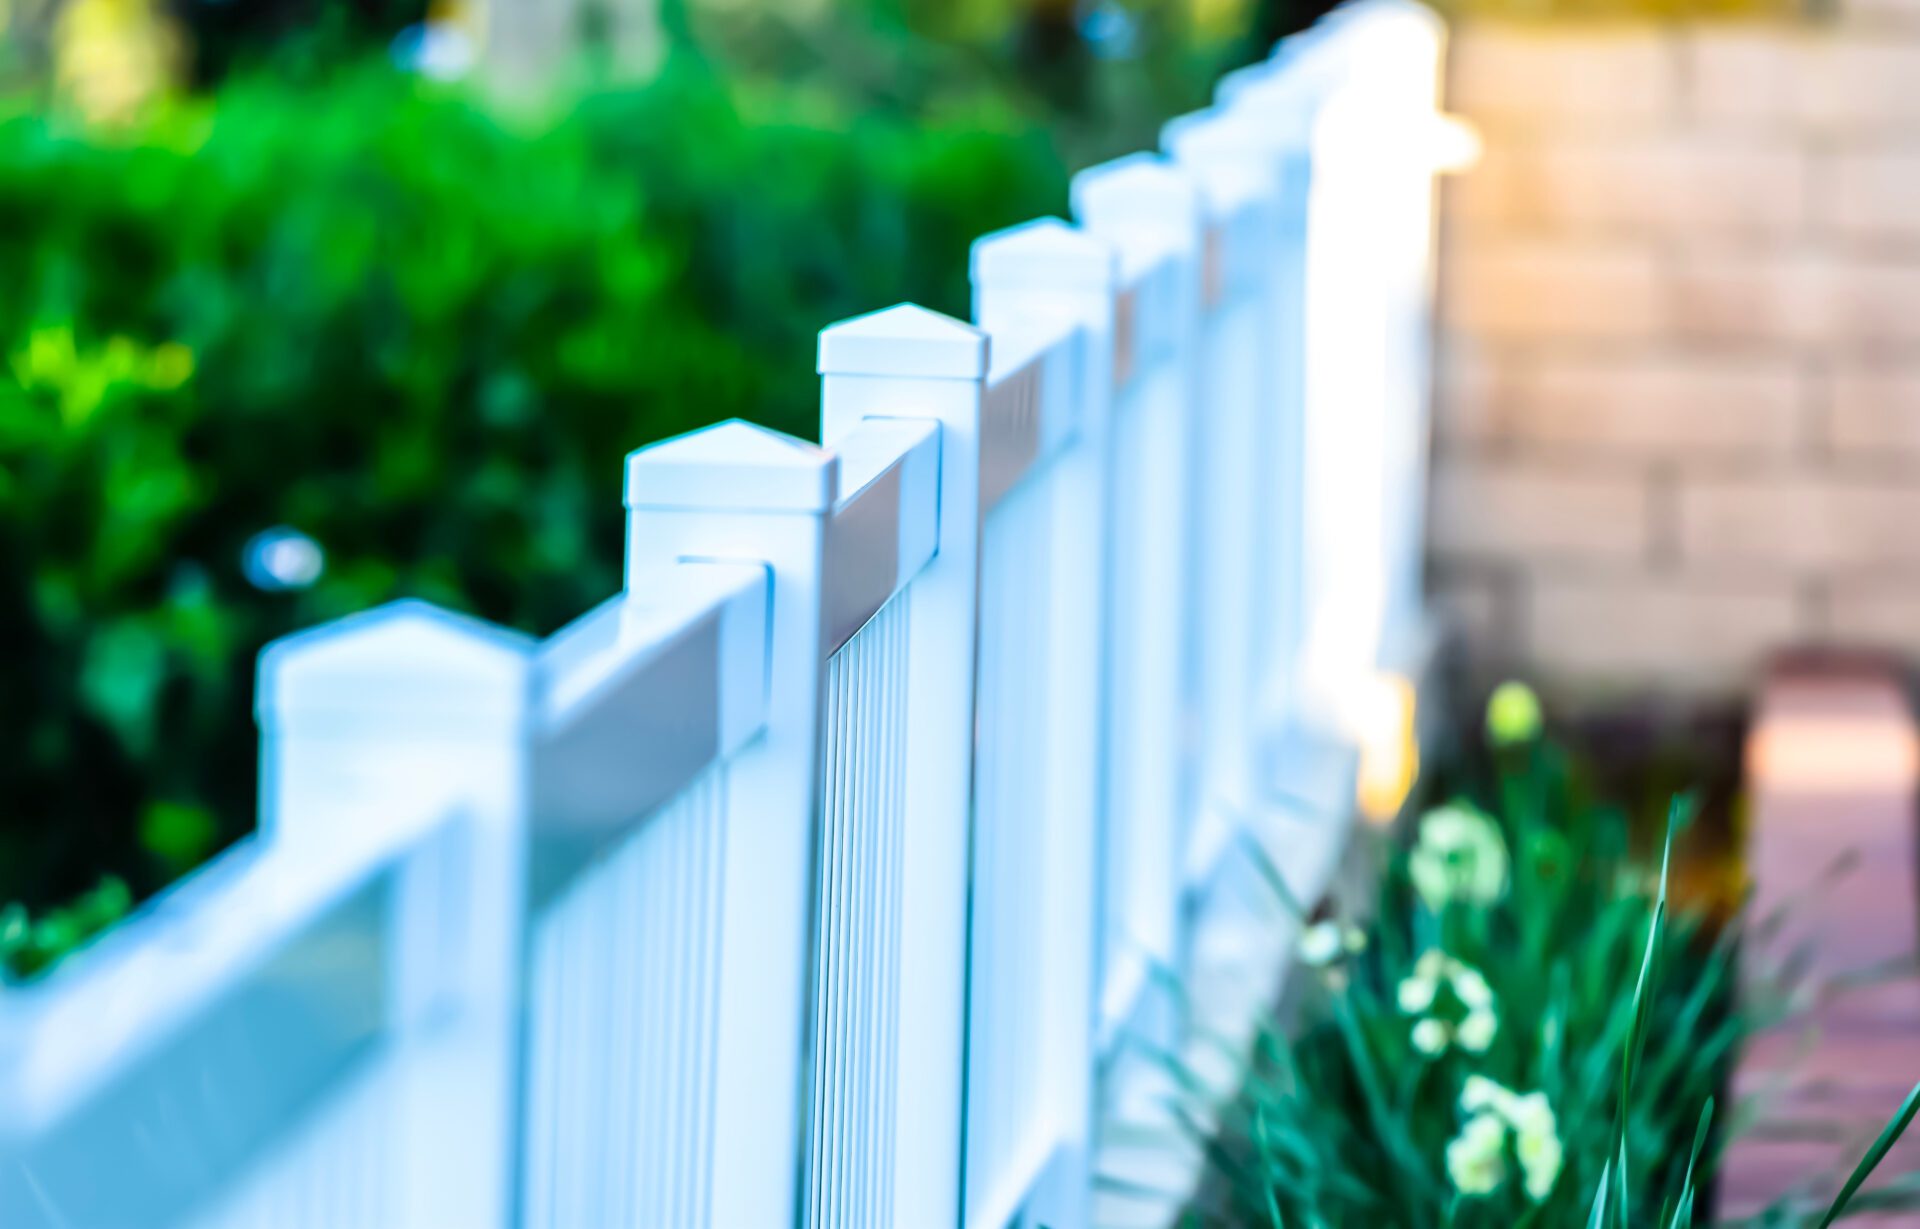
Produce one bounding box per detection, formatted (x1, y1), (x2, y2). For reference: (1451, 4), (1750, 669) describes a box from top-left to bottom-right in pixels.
(1152, 682), (1920, 1227)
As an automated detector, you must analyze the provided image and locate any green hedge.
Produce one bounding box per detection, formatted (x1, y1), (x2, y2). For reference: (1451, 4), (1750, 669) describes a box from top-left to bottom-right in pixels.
(0, 57), (1069, 919)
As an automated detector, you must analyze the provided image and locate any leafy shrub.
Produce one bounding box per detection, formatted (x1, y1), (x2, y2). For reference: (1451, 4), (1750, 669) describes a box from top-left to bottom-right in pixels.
(0, 56), (1068, 927)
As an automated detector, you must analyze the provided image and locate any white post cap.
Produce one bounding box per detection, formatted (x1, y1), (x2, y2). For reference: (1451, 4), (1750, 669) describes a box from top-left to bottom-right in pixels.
(624, 419), (840, 514)
(817, 302), (989, 381)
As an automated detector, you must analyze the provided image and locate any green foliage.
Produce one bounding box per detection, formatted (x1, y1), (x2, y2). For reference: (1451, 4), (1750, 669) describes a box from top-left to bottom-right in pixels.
(0, 54), (1068, 930)
(1162, 692), (1915, 1227)
(0, 874), (130, 981)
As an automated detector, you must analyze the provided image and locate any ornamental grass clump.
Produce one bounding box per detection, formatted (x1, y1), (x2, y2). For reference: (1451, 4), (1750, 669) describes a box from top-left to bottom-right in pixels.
(1155, 683), (1920, 1227)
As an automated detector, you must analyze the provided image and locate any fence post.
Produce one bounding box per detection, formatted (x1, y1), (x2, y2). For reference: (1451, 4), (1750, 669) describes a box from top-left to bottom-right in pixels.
(1163, 108), (1318, 779)
(624, 421), (839, 1228)
(1070, 154), (1206, 1053)
(1164, 145), (1282, 820)
(815, 304), (990, 1229)
(1215, 12), (1444, 823)
(1311, 0), (1450, 681)
(968, 220), (1118, 1229)
(1167, 156), (1309, 1071)
(257, 601), (536, 1229)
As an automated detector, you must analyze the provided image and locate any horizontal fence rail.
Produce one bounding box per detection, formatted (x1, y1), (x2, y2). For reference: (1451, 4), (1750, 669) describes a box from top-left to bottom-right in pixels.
(0, 3), (1453, 1226)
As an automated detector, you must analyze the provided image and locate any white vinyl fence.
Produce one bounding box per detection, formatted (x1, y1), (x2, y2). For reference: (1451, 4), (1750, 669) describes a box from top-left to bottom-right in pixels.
(0, 4), (1454, 1226)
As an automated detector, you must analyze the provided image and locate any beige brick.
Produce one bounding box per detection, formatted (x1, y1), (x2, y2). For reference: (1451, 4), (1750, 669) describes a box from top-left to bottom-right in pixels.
(1493, 354), (1802, 460)
(1669, 252), (1829, 345)
(1830, 260), (1920, 346)
(1831, 363), (1920, 457)
(1796, 40), (1920, 135)
(1431, 340), (1515, 444)
(1530, 573), (1799, 695)
(1671, 252), (1920, 347)
(1441, 146), (1523, 229)
(1449, 26), (1678, 130)
(1688, 32), (1920, 136)
(1829, 579), (1920, 654)
(1821, 149), (1920, 244)
(1686, 30), (1805, 128)
(1441, 240), (1665, 341)
(1430, 458), (1648, 563)
(1514, 139), (1805, 237)
(1680, 474), (1920, 572)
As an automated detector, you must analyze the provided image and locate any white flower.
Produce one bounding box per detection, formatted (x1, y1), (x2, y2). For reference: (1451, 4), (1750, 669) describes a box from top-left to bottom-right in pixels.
(1452, 966), (1493, 1010)
(1397, 975), (1438, 1014)
(1412, 1018), (1451, 1055)
(1409, 801), (1510, 911)
(1455, 1080), (1563, 1204)
(1298, 920), (1345, 967)
(1457, 1009), (1498, 1053)
(1461, 1075), (1512, 1116)
(1344, 926), (1368, 954)
(1507, 1091), (1556, 1139)
(1446, 1112), (1509, 1195)
(1518, 1123), (1563, 1200)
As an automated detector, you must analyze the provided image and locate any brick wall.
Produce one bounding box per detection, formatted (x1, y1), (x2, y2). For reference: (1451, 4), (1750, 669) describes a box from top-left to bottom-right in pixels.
(1433, 12), (1920, 698)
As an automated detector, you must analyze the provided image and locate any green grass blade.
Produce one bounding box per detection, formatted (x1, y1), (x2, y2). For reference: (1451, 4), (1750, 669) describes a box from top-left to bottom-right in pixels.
(1669, 1096), (1715, 1228)
(1616, 805), (1680, 1159)
(1616, 895), (1666, 1180)
(1587, 1158), (1614, 1229)
(1256, 1106), (1288, 1229)
(1687, 1096), (1716, 1181)
(1816, 1080), (1920, 1229)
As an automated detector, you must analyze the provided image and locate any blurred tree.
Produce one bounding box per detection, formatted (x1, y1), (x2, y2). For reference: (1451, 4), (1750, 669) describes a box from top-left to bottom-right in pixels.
(53, 0), (184, 121)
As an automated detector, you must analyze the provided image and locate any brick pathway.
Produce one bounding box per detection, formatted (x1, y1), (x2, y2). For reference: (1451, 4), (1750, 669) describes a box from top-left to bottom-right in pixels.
(1726, 669), (1920, 1222)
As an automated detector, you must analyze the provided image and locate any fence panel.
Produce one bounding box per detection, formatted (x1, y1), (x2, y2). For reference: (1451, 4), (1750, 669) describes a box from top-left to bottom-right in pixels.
(0, 817), (463, 1229)
(0, 599), (530, 1229)
(516, 562), (768, 1228)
